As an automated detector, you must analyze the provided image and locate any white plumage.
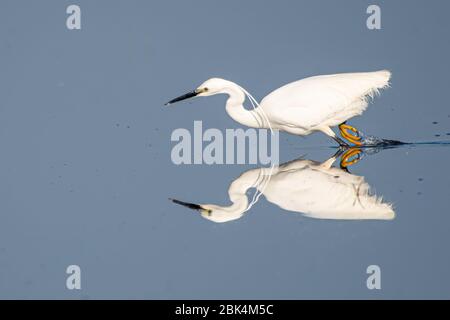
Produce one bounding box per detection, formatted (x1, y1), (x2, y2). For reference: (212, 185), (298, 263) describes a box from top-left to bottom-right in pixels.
(260, 70), (391, 135)
(171, 155), (395, 223)
(166, 70), (392, 146)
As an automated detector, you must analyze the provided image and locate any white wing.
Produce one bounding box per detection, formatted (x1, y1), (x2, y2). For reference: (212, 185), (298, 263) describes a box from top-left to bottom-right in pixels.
(263, 160), (395, 220)
(260, 70), (391, 129)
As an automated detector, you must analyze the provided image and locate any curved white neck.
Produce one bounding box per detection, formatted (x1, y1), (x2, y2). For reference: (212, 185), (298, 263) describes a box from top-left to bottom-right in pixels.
(206, 167), (275, 223)
(223, 84), (266, 129)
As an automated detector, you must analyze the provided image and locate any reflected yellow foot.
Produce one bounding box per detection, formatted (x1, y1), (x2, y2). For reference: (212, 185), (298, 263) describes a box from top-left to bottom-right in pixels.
(340, 148), (363, 168)
(339, 123), (363, 146)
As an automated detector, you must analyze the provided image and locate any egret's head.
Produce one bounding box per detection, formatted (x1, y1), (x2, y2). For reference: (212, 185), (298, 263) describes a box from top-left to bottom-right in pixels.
(165, 78), (231, 105)
(196, 78), (232, 97)
(170, 198), (244, 223)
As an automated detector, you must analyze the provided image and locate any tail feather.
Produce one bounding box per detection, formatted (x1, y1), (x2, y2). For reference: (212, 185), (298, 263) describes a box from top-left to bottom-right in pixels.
(363, 69), (391, 101)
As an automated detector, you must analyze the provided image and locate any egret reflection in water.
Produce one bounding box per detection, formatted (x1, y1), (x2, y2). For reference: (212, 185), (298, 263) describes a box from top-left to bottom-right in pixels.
(171, 148), (395, 223)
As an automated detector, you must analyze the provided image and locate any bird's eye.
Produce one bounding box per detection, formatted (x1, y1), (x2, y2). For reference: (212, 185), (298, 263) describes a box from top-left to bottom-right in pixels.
(204, 87), (209, 92)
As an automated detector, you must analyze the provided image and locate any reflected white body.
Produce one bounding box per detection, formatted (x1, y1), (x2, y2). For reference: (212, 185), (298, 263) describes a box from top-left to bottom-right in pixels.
(196, 70), (391, 141)
(197, 156), (395, 223)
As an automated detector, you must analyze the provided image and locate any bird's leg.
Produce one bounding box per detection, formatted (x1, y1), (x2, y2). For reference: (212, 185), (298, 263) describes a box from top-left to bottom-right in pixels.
(320, 148), (344, 169)
(318, 125), (350, 148)
(332, 135), (350, 149)
(339, 122), (363, 146)
(331, 147), (345, 159)
(340, 148), (363, 169)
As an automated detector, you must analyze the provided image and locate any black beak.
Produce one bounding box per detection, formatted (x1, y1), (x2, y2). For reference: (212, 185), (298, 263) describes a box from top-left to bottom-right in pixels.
(170, 198), (203, 211)
(165, 90), (199, 106)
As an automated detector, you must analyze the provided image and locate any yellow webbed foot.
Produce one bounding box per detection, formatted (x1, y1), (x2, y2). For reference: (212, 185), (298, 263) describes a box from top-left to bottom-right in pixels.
(339, 123), (363, 146)
(340, 148), (363, 168)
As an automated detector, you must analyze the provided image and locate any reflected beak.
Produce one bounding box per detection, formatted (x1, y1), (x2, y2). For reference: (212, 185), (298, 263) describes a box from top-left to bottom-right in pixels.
(169, 198), (211, 214)
(170, 198), (202, 211)
(165, 89), (200, 106)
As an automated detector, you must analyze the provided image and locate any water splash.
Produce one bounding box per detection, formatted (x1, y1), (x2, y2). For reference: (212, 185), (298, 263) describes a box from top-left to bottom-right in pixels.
(355, 129), (405, 148)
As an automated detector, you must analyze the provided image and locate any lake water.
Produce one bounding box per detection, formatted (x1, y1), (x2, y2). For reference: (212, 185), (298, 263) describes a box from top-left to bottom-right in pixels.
(0, 0), (449, 299)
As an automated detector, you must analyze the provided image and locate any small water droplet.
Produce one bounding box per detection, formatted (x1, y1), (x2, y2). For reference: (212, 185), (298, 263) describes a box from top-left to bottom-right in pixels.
(418, 178), (424, 182)
(435, 134), (441, 137)
(432, 121), (438, 124)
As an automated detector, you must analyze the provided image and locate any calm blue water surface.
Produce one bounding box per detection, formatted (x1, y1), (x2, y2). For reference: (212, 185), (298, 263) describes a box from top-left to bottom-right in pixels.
(0, 0), (449, 299)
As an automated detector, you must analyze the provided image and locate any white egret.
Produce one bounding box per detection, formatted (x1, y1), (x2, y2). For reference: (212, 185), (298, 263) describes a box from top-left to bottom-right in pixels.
(165, 70), (392, 146)
(171, 149), (395, 223)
